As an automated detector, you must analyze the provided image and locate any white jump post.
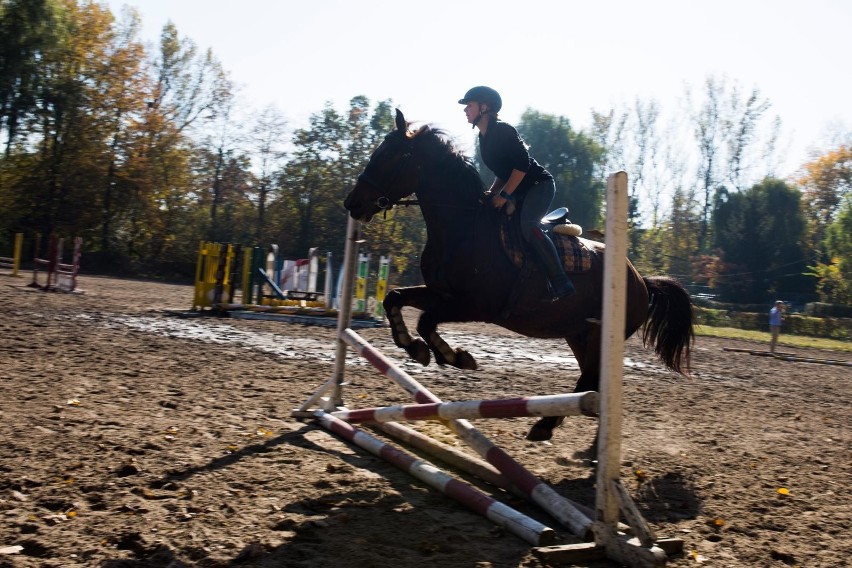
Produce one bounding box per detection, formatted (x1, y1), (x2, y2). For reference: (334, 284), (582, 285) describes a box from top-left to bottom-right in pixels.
(296, 215), (360, 413)
(29, 234), (82, 292)
(595, 170), (632, 550)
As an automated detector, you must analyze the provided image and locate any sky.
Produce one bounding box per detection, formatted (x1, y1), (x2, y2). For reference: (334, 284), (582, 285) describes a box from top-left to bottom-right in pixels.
(103, 0), (851, 177)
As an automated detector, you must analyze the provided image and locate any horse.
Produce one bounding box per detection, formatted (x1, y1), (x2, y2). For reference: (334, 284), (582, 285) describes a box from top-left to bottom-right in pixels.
(344, 109), (693, 442)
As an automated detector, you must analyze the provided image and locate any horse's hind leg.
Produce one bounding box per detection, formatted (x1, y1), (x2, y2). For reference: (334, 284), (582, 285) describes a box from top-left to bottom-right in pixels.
(526, 331), (601, 441)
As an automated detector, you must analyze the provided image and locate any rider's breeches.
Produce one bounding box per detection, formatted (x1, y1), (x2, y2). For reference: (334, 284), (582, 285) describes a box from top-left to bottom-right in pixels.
(520, 179), (556, 242)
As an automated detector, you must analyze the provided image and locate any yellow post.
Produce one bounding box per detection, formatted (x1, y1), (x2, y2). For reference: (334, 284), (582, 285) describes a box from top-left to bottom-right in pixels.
(241, 247), (252, 305)
(374, 255), (391, 318)
(12, 233), (23, 276)
(193, 241), (208, 310)
(355, 253), (369, 313)
(204, 243), (221, 307)
(193, 241), (222, 311)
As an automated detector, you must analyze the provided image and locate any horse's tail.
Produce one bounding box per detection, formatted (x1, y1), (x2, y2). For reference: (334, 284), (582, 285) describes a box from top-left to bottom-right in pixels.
(642, 276), (694, 375)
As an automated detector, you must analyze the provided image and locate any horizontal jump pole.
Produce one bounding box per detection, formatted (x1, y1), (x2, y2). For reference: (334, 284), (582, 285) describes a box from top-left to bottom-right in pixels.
(339, 328), (593, 537)
(312, 410), (556, 547)
(373, 421), (513, 493)
(773, 354), (851, 367)
(722, 347), (850, 367)
(373, 421), (632, 533)
(333, 392), (598, 424)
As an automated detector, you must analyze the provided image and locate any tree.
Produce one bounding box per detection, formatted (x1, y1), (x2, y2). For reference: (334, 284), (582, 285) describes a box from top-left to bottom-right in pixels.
(665, 180), (702, 281)
(712, 178), (810, 302)
(123, 20), (233, 262)
(809, 196), (852, 304)
(685, 75), (778, 251)
(274, 102), (346, 258)
(636, 142), (695, 278)
(93, 6), (149, 255)
(798, 143), (852, 305)
(190, 143), (255, 245)
(0, 0), (61, 154)
(247, 105), (288, 242)
(1, 0), (121, 245)
(191, 95), (251, 243)
(797, 144), (852, 255)
(591, 98), (675, 260)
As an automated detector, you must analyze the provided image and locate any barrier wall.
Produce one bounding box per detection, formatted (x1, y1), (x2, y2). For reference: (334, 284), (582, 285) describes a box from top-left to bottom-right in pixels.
(192, 241), (390, 322)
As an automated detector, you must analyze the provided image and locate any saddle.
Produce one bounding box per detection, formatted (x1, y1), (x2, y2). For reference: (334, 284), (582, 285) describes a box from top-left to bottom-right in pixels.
(541, 207), (583, 237)
(499, 206), (592, 273)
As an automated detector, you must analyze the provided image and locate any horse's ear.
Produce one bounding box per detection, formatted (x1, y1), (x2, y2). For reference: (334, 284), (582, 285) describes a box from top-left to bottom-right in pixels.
(395, 109), (407, 135)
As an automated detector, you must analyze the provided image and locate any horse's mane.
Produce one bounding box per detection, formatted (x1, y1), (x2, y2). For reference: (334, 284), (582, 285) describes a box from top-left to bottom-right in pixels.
(410, 125), (486, 199)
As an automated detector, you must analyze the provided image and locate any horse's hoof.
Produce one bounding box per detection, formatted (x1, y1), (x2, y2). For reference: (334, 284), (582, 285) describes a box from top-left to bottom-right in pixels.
(525, 425), (554, 442)
(453, 349), (478, 370)
(526, 416), (565, 441)
(406, 339), (431, 367)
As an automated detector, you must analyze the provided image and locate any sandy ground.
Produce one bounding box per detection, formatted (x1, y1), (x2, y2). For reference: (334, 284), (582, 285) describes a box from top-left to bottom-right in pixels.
(0, 275), (849, 568)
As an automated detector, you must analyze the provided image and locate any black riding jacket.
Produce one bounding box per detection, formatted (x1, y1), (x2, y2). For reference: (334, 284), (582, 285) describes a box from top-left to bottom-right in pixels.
(478, 119), (552, 194)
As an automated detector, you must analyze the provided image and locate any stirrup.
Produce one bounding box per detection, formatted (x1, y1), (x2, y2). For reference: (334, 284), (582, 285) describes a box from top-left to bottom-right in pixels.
(545, 277), (576, 302)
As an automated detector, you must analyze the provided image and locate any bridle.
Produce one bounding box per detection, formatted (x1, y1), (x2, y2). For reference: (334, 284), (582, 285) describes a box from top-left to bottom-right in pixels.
(354, 130), (481, 214)
(356, 134), (420, 212)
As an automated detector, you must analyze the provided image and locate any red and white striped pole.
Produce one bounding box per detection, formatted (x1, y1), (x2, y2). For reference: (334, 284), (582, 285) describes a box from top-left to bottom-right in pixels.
(313, 410), (556, 547)
(340, 328), (593, 537)
(333, 392), (598, 424)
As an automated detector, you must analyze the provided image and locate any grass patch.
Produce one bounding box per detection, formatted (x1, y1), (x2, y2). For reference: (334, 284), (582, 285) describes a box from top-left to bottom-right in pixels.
(695, 325), (852, 353)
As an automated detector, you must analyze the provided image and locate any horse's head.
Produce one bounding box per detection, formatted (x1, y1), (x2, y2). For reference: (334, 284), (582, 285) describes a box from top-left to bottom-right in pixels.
(344, 109), (420, 222)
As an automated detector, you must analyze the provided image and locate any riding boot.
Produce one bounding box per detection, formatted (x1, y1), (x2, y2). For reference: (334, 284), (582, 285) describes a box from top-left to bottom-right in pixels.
(529, 228), (576, 301)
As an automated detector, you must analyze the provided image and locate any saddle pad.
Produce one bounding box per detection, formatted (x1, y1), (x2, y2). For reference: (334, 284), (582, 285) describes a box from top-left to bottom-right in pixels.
(499, 219), (593, 273)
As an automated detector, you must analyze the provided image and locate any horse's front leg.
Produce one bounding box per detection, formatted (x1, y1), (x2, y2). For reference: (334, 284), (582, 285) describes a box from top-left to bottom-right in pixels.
(383, 286), (434, 366)
(383, 286), (478, 370)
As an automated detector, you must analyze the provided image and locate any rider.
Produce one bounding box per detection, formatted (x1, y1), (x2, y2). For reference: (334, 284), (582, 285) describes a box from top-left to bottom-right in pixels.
(459, 86), (575, 301)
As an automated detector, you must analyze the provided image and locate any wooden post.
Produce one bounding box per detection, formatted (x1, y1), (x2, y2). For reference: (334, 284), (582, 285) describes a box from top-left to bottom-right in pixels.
(596, 171), (629, 528)
(329, 215), (360, 407)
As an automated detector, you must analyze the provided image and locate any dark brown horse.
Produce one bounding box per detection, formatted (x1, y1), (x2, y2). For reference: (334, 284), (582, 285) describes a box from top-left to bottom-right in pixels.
(344, 110), (693, 441)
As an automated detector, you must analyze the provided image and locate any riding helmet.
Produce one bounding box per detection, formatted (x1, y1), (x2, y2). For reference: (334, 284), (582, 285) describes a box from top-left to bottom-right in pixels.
(458, 86), (502, 113)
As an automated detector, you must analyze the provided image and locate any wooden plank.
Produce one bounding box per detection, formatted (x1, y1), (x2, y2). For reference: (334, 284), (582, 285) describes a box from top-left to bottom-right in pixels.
(534, 537), (683, 565)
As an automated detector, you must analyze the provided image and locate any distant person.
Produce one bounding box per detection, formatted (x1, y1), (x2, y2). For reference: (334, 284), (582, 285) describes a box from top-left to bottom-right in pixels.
(769, 300), (784, 353)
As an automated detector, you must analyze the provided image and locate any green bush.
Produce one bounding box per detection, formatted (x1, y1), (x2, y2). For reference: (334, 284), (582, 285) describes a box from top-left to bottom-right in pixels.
(694, 307), (851, 341)
(805, 302), (852, 318)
